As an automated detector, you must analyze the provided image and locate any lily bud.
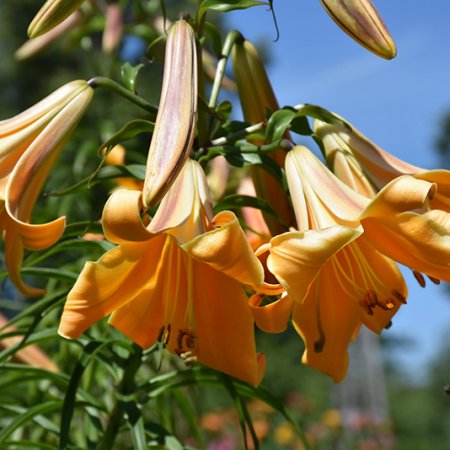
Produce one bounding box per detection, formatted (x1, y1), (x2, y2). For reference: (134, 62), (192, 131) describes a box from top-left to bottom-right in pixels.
(16, 10), (82, 60)
(232, 39), (295, 235)
(319, 0), (396, 59)
(102, 4), (123, 54)
(143, 19), (197, 207)
(28, 0), (84, 38)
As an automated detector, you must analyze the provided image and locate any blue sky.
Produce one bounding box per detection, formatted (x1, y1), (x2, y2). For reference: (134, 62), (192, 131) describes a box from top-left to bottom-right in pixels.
(225, 0), (450, 377)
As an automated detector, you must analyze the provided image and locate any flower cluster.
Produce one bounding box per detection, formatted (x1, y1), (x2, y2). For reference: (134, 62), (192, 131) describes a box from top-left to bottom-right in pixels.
(2, 6), (448, 388)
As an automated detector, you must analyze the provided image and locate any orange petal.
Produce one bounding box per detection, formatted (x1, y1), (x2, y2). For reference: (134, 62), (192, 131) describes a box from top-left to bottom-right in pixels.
(249, 293), (294, 333)
(362, 209), (450, 283)
(182, 210), (265, 289)
(292, 264), (363, 383)
(58, 236), (166, 338)
(267, 226), (362, 303)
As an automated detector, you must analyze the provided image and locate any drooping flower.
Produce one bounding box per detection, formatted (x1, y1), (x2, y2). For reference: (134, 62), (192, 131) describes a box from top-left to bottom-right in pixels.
(260, 146), (449, 381)
(315, 118), (450, 212)
(0, 80), (93, 296)
(59, 160), (267, 385)
(143, 18), (197, 207)
(315, 119), (450, 283)
(319, 0), (397, 59)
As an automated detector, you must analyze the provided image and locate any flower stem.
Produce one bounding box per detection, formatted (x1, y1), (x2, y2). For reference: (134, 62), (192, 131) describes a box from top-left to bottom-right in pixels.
(208, 30), (243, 109)
(97, 344), (143, 450)
(87, 77), (158, 118)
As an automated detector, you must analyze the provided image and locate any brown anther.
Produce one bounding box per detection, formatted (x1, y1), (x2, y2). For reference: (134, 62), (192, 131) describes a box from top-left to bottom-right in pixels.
(391, 290), (407, 304)
(359, 299), (374, 315)
(413, 271), (426, 288)
(427, 275), (441, 285)
(314, 338), (325, 353)
(157, 326), (164, 343)
(367, 289), (378, 306)
(384, 320), (393, 330)
(176, 329), (197, 357)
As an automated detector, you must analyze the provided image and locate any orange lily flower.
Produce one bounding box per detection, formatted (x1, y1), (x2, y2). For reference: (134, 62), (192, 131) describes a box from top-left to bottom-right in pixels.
(315, 118), (450, 213)
(315, 119), (450, 283)
(259, 146), (449, 381)
(59, 160), (267, 385)
(0, 80), (93, 296)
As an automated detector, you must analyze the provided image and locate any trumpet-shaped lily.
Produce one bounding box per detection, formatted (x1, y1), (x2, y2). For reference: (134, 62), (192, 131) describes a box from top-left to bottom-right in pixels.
(319, 0), (396, 59)
(59, 160), (267, 385)
(143, 19), (197, 207)
(315, 118), (450, 213)
(0, 80), (93, 296)
(261, 146), (449, 381)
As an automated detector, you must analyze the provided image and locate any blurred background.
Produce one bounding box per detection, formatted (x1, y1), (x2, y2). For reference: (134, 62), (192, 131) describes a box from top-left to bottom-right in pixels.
(0, 1), (449, 449)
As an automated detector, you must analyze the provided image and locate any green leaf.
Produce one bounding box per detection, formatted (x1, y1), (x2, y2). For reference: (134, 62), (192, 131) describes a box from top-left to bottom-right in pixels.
(203, 21), (223, 56)
(265, 109), (297, 142)
(102, 119), (154, 149)
(199, 0), (266, 19)
(216, 100), (233, 122)
(0, 401), (62, 442)
(60, 340), (115, 449)
(121, 62), (145, 93)
(20, 267), (79, 283)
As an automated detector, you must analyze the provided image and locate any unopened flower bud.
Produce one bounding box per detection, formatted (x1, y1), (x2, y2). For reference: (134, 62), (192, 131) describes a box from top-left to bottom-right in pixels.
(320, 0), (396, 59)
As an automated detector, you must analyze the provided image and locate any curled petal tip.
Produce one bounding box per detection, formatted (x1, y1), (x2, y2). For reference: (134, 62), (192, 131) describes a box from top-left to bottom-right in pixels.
(143, 19), (197, 207)
(320, 0), (397, 59)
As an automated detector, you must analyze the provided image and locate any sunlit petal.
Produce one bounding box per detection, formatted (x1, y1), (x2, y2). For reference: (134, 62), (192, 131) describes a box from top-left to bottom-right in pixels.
(267, 226), (362, 302)
(183, 210), (264, 288)
(362, 209), (450, 283)
(58, 236), (166, 338)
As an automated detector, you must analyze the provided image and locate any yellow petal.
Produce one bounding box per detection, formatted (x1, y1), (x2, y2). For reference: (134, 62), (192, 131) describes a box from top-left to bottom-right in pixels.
(249, 293), (294, 333)
(292, 264), (363, 382)
(362, 209), (450, 283)
(182, 210), (265, 289)
(58, 236), (166, 338)
(286, 147), (368, 229)
(267, 226), (362, 303)
(143, 19), (197, 207)
(102, 189), (153, 244)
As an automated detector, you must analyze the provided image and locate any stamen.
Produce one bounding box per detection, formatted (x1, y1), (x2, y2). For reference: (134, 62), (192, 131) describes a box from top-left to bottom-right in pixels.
(391, 289), (407, 304)
(384, 320), (393, 330)
(178, 351), (198, 366)
(175, 329), (197, 358)
(427, 275), (441, 285)
(413, 271), (426, 288)
(156, 324), (171, 346)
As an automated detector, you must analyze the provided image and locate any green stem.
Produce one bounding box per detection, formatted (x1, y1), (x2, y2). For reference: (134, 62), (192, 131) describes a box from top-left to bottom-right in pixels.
(97, 344), (143, 450)
(198, 139), (293, 163)
(208, 30), (243, 109)
(87, 77), (158, 118)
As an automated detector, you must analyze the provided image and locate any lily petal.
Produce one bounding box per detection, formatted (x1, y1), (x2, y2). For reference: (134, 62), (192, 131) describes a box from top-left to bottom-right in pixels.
(292, 264), (363, 382)
(267, 226), (362, 303)
(249, 293), (294, 333)
(58, 236), (166, 338)
(183, 210), (265, 289)
(362, 209), (450, 283)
